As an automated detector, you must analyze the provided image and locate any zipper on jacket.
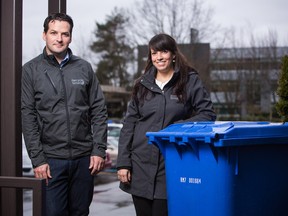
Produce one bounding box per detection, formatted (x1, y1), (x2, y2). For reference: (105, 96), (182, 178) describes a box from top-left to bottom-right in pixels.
(59, 67), (73, 158)
(44, 70), (58, 94)
(161, 90), (167, 128)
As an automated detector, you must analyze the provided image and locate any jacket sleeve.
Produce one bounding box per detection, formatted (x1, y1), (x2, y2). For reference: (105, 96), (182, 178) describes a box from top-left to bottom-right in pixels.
(180, 73), (217, 122)
(89, 69), (108, 158)
(21, 64), (47, 168)
(116, 99), (140, 169)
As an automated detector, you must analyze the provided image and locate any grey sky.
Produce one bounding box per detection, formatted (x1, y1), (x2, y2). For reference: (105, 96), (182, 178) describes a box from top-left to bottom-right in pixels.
(208, 0), (287, 41)
(23, 0), (288, 63)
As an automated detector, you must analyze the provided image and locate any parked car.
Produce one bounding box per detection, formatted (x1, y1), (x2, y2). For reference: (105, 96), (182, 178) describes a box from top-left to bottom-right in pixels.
(108, 123), (123, 140)
(106, 136), (119, 168)
(105, 122), (122, 169)
(22, 135), (34, 177)
(103, 152), (112, 170)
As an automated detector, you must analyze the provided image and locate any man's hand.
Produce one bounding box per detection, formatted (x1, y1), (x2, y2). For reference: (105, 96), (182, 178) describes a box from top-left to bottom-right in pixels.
(89, 156), (105, 175)
(33, 163), (52, 185)
(117, 169), (131, 184)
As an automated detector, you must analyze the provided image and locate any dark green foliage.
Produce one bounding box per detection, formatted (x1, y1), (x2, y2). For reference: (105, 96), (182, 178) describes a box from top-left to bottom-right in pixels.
(275, 55), (288, 122)
(90, 8), (134, 87)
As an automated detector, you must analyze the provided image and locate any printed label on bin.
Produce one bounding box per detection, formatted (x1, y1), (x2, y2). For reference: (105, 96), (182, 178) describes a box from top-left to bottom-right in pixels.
(180, 177), (202, 184)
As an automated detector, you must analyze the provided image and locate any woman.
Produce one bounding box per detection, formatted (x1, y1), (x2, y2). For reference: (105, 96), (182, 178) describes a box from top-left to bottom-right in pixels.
(117, 33), (216, 216)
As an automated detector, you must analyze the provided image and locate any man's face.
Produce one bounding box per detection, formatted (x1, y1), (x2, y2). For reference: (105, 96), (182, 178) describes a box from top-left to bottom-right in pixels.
(42, 20), (72, 58)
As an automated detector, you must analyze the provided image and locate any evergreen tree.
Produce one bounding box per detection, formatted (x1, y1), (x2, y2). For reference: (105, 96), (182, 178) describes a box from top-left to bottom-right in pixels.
(90, 8), (134, 87)
(275, 55), (288, 122)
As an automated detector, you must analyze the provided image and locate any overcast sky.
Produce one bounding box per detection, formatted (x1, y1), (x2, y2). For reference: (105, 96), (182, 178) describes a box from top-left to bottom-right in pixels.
(23, 0), (288, 63)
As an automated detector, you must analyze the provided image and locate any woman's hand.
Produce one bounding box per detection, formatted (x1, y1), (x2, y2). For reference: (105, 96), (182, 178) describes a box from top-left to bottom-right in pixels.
(117, 169), (131, 184)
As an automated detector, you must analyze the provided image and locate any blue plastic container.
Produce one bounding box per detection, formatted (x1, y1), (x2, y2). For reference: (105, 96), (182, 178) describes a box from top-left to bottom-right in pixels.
(147, 121), (288, 216)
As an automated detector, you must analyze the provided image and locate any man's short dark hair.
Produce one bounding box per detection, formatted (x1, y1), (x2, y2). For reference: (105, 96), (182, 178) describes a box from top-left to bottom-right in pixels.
(43, 13), (74, 34)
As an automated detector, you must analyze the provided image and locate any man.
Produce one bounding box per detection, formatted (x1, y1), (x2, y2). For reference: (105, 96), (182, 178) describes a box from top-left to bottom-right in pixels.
(21, 13), (108, 216)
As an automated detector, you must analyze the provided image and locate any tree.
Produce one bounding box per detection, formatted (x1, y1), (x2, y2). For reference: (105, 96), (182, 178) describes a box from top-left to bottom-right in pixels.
(90, 8), (134, 87)
(126, 0), (218, 45)
(275, 55), (288, 122)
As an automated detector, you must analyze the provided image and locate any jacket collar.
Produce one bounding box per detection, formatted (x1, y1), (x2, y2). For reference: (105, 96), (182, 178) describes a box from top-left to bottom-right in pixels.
(43, 47), (73, 66)
(140, 66), (180, 92)
(142, 66), (180, 83)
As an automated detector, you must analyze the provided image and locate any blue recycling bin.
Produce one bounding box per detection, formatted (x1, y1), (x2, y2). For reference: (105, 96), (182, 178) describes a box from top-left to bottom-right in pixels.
(146, 121), (288, 216)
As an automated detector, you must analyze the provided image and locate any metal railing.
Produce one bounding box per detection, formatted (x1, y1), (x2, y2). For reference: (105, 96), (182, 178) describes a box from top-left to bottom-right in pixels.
(0, 176), (46, 216)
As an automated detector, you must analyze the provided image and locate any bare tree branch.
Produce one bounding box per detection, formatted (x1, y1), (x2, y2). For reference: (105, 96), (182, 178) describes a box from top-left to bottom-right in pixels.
(126, 0), (218, 44)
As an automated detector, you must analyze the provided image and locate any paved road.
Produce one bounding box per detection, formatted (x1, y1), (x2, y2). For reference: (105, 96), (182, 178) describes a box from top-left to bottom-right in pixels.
(24, 171), (136, 216)
(90, 172), (135, 216)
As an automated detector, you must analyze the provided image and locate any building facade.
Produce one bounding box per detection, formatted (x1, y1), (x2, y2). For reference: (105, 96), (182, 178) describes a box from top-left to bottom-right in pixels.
(210, 46), (288, 120)
(137, 43), (288, 121)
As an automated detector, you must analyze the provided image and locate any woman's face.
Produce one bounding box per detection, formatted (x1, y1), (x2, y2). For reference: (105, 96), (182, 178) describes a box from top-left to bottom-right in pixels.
(151, 49), (175, 73)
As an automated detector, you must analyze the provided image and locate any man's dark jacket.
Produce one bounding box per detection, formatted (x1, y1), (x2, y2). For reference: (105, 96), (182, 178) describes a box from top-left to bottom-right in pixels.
(21, 48), (107, 168)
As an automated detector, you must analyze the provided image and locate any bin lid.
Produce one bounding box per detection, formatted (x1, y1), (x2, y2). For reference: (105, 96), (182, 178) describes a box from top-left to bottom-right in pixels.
(146, 121), (288, 147)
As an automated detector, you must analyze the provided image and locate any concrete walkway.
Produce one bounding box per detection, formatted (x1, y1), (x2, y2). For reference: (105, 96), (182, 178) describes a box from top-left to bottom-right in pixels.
(90, 173), (135, 215)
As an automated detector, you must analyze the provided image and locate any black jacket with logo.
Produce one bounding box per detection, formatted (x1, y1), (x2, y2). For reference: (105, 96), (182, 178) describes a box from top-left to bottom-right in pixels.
(117, 67), (216, 200)
(21, 48), (107, 168)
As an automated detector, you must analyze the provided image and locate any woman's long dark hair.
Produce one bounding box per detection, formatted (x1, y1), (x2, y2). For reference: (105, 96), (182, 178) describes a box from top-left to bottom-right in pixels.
(132, 33), (196, 105)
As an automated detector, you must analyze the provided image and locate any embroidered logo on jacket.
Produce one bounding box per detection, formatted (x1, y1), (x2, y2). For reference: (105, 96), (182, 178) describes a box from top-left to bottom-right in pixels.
(170, 95), (179, 100)
(71, 79), (85, 85)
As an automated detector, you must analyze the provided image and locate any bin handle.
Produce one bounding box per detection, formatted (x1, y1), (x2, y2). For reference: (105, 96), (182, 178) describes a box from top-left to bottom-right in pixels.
(148, 136), (166, 158)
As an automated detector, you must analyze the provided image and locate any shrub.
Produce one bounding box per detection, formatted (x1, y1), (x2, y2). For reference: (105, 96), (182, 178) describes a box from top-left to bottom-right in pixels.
(275, 55), (288, 122)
